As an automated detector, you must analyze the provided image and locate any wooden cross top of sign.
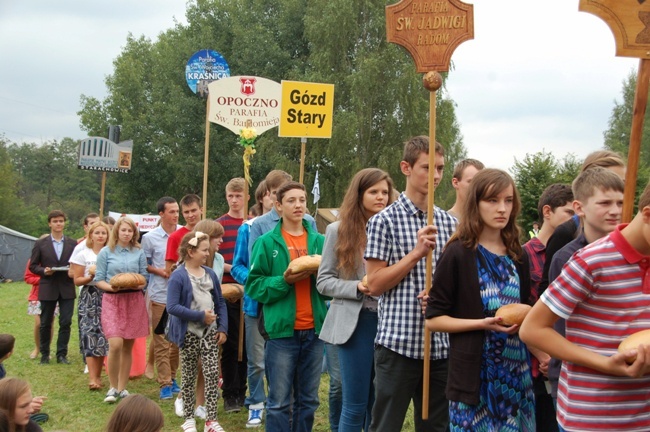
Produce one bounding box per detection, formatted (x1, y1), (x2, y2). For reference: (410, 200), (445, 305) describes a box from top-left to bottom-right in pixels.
(579, 0), (650, 58)
(386, 0), (474, 72)
(579, 0), (650, 222)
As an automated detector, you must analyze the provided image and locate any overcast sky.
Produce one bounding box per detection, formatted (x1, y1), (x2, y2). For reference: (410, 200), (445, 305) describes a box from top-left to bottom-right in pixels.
(0, 0), (639, 171)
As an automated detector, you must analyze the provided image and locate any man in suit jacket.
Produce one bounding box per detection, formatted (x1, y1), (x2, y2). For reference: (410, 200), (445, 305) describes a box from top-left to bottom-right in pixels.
(29, 210), (77, 364)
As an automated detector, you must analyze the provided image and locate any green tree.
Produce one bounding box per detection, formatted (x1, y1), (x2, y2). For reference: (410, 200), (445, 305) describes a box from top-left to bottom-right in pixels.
(603, 69), (650, 205)
(0, 137), (44, 236)
(511, 150), (579, 235)
(78, 0), (466, 215)
(8, 138), (98, 236)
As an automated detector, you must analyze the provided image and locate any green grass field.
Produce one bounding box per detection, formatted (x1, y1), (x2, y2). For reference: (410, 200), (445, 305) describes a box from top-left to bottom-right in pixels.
(1, 281), (417, 431)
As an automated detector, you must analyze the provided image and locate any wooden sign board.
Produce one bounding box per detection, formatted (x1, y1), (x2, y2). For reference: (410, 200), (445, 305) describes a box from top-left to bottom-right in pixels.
(579, 0), (650, 58)
(386, 0), (474, 72)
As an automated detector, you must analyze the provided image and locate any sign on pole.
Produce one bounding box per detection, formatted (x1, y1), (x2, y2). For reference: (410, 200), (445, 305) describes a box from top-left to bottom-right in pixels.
(208, 76), (282, 134)
(77, 137), (134, 173)
(386, 0), (474, 72)
(385, 0), (473, 419)
(187, 50), (230, 217)
(579, 1), (650, 222)
(579, 1), (650, 59)
(279, 81), (335, 138)
(185, 49), (230, 97)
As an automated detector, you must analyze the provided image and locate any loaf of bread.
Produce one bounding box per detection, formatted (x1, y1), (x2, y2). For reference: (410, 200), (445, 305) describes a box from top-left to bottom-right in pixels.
(495, 303), (532, 326)
(361, 275), (368, 287)
(618, 329), (650, 363)
(221, 283), (244, 303)
(87, 265), (96, 276)
(287, 255), (321, 274)
(109, 273), (146, 290)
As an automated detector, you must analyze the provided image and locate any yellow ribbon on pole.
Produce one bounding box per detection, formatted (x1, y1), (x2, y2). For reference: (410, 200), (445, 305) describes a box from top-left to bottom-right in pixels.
(242, 145), (256, 186)
(239, 127), (258, 186)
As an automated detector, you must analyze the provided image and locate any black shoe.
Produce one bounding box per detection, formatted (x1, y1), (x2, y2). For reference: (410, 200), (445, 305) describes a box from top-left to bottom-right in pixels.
(237, 394), (246, 408)
(224, 397), (241, 413)
(56, 356), (70, 364)
(40, 356), (49, 365)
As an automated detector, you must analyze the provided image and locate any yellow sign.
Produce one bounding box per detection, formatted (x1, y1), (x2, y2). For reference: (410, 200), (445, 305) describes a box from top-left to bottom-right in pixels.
(279, 81), (335, 138)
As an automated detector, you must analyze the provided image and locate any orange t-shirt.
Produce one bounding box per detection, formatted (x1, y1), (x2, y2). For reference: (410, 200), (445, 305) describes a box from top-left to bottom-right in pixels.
(281, 228), (313, 330)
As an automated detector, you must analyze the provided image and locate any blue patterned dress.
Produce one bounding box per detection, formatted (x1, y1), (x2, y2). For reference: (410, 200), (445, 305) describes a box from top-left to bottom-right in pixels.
(449, 245), (535, 431)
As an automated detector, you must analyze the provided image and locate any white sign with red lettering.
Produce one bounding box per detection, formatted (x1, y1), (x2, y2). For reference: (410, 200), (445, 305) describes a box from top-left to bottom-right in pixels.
(108, 212), (160, 232)
(207, 76), (281, 135)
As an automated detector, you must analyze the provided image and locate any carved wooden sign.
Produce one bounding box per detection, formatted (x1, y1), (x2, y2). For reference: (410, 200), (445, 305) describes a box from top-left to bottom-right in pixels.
(579, 0), (650, 58)
(386, 0), (474, 72)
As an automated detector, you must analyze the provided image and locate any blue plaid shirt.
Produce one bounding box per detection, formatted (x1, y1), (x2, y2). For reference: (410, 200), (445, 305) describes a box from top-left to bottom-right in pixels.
(365, 193), (456, 360)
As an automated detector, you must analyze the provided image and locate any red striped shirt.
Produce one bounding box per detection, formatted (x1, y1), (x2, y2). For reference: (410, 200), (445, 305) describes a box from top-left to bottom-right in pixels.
(216, 214), (244, 284)
(541, 224), (650, 431)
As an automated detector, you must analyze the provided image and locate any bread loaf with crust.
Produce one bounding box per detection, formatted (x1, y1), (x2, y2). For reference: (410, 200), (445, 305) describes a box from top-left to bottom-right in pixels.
(362, 275), (368, 287)
(618, 329), (650, 363)
(287, 255), (321, 274)
(495, 303), (532, 326)
(87, 265), (96, 276)
(109, 273), (146, 290)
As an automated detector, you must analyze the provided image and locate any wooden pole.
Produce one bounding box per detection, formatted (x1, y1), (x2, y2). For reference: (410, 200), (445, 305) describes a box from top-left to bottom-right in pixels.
(422, 71), (442, 420)
(99, 172), (107, 217)
(299, 137), (307, 184)
(202, 96), (211, 217)
(238, 181), (249, 362)
(623, 58), (650, 223)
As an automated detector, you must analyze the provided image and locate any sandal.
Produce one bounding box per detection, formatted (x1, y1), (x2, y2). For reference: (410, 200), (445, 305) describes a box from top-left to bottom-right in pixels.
(30, 413), (49, 424)
(89, 382), (103, 391)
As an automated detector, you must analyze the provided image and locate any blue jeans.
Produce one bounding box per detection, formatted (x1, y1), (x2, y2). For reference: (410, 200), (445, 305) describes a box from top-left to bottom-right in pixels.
(265, 329), (324, 432)
(244, 314), (266, 408)
(338, 309), (377, 432)
(325, 343), (342, 431)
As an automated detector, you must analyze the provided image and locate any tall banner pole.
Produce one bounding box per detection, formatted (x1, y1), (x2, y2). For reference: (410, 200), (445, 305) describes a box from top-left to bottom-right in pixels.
(623, 59), (650, 222)
(300, 137), (307, 184)
(386, 0), (473, 420)
(422, 71), (442, 418)
(578, 0), (650, 221)
(99, 172), (107, 217)
(203, 96), (211, 217)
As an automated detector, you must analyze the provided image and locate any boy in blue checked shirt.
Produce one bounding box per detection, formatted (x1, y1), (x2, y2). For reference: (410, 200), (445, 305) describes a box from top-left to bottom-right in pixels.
(365, 136), (456, 432)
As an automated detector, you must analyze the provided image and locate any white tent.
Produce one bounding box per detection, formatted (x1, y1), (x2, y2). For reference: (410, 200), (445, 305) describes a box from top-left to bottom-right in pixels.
(0, 224), (37, 281)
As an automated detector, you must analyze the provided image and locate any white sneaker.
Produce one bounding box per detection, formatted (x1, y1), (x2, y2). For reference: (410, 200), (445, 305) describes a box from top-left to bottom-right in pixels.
(118, 389), (130, 399)
(103, 388), (119, 404)
(181, 418), (197, 432)
(175, 397), (184, 417)
(194, 405), (207, 420)
(246, 407), (263, 428)
(204, 420), (225, 432)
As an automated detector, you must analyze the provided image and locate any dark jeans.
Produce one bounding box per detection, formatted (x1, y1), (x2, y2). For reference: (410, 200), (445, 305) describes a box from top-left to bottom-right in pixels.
(534, 378), (558, 432)
(221, 301), (247, 401)
(40, 297), (74, 359)
(369, 345), (449, 432)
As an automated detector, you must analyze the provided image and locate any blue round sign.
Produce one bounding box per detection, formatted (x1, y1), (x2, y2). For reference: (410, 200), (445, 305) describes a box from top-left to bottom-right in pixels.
(185, 49), (230, 97)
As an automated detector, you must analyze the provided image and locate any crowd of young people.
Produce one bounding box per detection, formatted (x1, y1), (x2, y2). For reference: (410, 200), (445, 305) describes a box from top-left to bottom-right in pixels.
(5, 133), (650, 432)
